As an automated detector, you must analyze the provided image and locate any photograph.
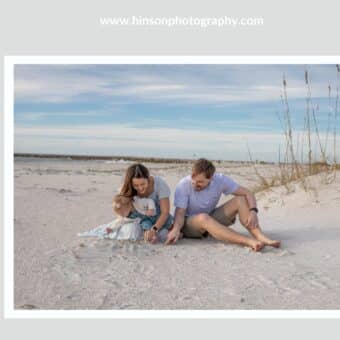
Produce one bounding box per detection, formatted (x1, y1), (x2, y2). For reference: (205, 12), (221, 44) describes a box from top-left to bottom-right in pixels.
(11, 61), (340, 311)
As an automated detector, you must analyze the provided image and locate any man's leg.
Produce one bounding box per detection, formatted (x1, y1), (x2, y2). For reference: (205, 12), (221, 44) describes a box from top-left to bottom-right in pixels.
(185, 213), (264, 251)
(215, 196), (280, 248)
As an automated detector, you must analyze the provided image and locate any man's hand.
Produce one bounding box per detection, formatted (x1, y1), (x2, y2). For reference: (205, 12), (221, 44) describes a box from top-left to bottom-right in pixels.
(165, 225), (181, 245)
(245, 211), (259, 229)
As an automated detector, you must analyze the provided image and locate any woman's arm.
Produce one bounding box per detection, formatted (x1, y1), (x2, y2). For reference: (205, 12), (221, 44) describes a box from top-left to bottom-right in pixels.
(153, 197), (170, 229)
(143, 197), (170, 242)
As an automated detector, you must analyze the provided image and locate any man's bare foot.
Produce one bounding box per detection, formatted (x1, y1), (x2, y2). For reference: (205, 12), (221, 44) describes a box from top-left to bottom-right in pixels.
(248, 240), (265, 252)
(249, 228), (281, 248)
(264, 239), (281, 248)
(256, 236), (281, 248)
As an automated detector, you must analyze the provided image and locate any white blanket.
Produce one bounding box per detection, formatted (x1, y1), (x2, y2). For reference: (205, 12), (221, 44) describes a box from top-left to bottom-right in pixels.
(78, 217), (143, 241)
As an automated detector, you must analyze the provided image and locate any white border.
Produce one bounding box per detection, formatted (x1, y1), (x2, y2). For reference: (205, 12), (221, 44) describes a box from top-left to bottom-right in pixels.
(4, 56), (340, 319)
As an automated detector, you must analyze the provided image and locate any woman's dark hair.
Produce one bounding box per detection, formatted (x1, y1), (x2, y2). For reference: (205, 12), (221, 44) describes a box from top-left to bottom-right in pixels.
(120, 163), (150, 198)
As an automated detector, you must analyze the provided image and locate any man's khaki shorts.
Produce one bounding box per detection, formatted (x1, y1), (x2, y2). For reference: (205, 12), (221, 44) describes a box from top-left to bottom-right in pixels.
(181, 204), (236, 239)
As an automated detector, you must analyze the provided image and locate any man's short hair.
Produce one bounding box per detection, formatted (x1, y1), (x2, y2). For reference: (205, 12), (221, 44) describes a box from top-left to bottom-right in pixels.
(192, 158), (216, 179)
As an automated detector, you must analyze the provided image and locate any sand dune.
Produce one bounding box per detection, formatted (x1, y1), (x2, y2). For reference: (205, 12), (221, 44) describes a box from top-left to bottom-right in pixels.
(14, 157), (340, 309)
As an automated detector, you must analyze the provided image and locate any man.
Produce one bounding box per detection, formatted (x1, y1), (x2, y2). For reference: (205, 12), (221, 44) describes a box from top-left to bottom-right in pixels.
(165, 158), (280, 251)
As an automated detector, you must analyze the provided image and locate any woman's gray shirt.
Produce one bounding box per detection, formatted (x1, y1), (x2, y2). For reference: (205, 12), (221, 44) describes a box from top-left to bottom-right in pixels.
(147, 176), (171, 211)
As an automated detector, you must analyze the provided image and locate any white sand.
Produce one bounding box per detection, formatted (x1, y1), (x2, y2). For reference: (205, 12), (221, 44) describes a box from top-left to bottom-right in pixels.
(14, 157), (340, 309)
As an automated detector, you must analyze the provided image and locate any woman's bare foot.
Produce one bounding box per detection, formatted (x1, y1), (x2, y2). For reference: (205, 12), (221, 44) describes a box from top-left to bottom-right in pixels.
(248, 240), (265, 252)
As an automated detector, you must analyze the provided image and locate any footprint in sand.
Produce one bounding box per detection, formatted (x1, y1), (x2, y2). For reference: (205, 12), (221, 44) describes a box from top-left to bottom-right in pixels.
(276, 249), (296, 257)
(87, 187), (97, 192)
(303, 272), (332, 290)
(134, 261), (156, 277)
(103, 275), (123, 289)
(177, 289), (202, 306)
(257, 274), (301, 295)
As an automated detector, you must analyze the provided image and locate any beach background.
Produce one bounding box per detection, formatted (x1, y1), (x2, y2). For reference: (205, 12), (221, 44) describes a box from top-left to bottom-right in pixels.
(13, 63), (340, 309)
(14, 155), (340, 309)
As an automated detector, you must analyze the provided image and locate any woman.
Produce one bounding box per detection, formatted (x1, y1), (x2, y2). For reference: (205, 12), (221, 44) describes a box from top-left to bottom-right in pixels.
(119, 163), (173, 242)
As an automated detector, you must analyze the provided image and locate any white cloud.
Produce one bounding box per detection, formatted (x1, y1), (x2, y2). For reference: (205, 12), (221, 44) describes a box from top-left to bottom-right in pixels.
(14, 65), (339, 105)
(15, 123), (340, 161)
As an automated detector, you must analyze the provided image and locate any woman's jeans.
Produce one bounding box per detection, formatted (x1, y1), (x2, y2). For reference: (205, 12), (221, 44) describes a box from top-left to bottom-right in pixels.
(128, 210), (173, 231)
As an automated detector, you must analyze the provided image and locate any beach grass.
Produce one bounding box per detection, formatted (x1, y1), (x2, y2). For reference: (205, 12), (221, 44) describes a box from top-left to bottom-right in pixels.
(249, 65), (339, 193)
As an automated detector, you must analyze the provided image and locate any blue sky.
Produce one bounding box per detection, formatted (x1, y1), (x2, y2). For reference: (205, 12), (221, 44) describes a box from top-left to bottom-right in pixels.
(14, 64), (340, 161)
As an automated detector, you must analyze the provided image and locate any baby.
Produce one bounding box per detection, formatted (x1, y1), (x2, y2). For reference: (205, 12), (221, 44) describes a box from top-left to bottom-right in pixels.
(132, 196), (157, 218)
(111, 194), (134, 219)
(111, 194), (169, 243)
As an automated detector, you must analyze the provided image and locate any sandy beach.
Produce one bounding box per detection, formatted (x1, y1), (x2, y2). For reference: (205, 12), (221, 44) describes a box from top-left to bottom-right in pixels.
(14, 156), (340, 309)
